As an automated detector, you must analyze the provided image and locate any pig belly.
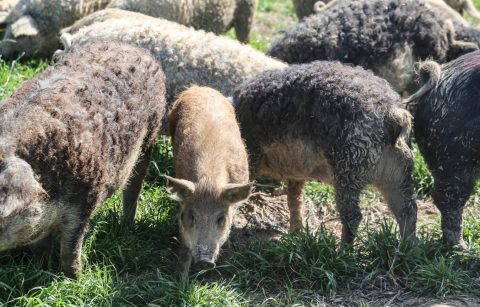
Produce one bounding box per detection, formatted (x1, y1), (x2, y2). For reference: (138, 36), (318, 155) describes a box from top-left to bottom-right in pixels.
(258, 140), (334, 184)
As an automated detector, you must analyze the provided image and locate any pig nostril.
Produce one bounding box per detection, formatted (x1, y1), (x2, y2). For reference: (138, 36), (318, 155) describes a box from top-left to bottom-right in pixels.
(195, 256), (216, 270)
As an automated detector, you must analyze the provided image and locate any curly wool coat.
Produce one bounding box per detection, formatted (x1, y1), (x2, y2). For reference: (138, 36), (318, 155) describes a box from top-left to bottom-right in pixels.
(412, 50), (480, 247)
(0, 0), (110, 59)
(107, 0), (258, 42)
(0, 42), (166, 278)
(233, 61), (417, 243)
(60, 9), (287, 130)
(268, 0), (477, 94)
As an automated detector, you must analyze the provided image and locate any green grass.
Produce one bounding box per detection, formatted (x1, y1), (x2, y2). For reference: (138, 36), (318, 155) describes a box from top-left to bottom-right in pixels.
(0, 0), (480, 305)
(0, 59), (47, 101)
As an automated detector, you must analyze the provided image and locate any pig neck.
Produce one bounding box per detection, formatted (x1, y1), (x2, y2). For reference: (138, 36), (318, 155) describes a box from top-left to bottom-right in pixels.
(194, 153), (230, 190)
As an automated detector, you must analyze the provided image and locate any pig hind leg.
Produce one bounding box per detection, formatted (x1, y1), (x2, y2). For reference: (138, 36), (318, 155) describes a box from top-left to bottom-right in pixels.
(234, 0), (257, 43)
(122, 145), (155, 229)
(287, 180), (306, 232)
(373, 147), (417, 241)
(432, 172), (475, 248)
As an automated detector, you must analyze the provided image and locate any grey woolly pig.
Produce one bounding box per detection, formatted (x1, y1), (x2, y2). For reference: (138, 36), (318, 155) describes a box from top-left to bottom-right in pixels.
(107, 0), (258, 43)
(406, 51), (480, 248)
(292, 0), (473, 22)
(233, 61), (417, 243)
(0, 42), (166, 278)
(0, 0), (110, 59)
(268, 0), (478, 94)
(59, 9), (287, 130)
(166, 86), (252, 280)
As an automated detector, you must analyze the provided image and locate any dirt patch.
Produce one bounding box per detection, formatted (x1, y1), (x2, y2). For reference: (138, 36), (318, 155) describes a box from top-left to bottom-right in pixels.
(229, 189), (447, 247)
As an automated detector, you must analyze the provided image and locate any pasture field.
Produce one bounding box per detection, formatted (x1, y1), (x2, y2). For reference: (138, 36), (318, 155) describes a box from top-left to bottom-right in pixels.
(0, 0), (479, 306)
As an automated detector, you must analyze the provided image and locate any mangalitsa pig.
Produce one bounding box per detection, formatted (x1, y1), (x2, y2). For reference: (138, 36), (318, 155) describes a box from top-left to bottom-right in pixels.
(165, 86), (252, 280)
(0, 42), (166, 278)
(407, 50), (480, 248)
(233, 61), (418, 244)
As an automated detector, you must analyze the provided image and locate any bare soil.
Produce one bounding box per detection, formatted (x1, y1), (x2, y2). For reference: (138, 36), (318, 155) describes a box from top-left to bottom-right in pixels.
(226, 187), (479, 306)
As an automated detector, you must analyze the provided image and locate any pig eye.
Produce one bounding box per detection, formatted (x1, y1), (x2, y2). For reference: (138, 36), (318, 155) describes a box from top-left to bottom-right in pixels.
(182, 210), (195, 225)
(217, 213), (225, 227)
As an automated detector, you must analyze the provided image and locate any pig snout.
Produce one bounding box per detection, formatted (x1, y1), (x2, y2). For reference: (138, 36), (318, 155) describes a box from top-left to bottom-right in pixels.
(193, 246), (217, 270)
(195, 255), (216, 270)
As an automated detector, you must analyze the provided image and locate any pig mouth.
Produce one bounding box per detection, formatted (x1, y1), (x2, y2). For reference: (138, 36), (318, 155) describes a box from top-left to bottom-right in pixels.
(192, 253), (218, 270)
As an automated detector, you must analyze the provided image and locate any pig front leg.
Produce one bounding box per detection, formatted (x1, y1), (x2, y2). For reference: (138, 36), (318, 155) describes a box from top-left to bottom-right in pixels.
(432, 173), (475, 248)
(287, 180), (305, 232)
(60, 216), (89, 279)
(122, 145), (155, 230)
(177, 244), (192, 282)
(29, 234), (53, 263)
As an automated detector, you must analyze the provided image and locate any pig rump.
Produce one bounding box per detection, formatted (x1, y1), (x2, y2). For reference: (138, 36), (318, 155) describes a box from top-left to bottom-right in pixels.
(411, 51), (480, 247)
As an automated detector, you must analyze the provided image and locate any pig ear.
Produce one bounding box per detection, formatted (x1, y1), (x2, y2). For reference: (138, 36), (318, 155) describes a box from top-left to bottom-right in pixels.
(221, 182), (254, 204)
(164, 175), (195, 202)
(11, 15), (39, 38)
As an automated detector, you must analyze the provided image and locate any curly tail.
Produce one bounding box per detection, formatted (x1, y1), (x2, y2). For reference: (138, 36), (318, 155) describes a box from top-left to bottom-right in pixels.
(52, 33), (72, 61)
(313, 0), (339, 13)
(403, 60), (442, 107)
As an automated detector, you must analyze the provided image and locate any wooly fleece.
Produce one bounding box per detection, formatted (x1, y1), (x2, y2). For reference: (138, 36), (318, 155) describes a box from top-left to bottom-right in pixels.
(0, 0), (110, 59)
(107, 0), (258, 42)
(0, 42), (166, 277)
(268, 0), (478, 94)
(233, 61), (417, 243)
(60, 9), (287, 129)
(411, 50), (480, 247)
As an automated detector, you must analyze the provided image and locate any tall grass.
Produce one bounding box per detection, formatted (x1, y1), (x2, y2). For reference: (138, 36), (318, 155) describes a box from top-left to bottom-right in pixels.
(0, 0), (480, 305)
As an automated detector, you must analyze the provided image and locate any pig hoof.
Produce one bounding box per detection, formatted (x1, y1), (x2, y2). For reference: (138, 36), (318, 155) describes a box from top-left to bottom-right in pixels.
(444, 241), (468, 252)
(64, 267), (80, 279)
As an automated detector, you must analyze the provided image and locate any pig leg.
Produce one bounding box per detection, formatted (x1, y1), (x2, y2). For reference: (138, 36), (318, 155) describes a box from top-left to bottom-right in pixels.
(122, 145), (154, 229)
(177, 244), (192, 282)
(60, 217), (89, 279)
(234, 0), (257, 43)
(432, 173), (475, 248)
(30, 234), (53, 263)
(287, 180), (305, 232)
(334, 182), (363, 244)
